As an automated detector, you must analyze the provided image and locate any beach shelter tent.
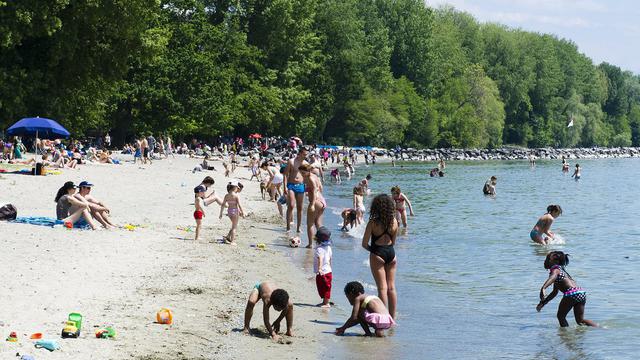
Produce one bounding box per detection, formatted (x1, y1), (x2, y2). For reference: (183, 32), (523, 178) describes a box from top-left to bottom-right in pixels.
(6, 117), (70, 167)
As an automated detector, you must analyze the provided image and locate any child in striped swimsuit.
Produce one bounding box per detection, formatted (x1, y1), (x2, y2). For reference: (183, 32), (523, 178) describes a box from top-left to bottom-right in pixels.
(536, 251), (598, 327)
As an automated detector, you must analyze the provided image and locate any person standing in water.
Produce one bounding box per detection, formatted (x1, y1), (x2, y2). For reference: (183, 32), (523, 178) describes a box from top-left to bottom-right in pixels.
(283, 147), (309, 233)
(561, 156), (569, 173)
(482, 176), (497, 195)
(299, 164), (326, 248)
(530, 205), (562, 245)
(572, 164), (581, 180)
(536, 251), (597, 327)
(362, 194), (399, 319)
(391, 186), (414, 228)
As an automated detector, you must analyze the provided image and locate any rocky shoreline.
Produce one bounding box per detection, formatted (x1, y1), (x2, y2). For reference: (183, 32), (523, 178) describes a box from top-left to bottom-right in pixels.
(389, 147), (640, 161)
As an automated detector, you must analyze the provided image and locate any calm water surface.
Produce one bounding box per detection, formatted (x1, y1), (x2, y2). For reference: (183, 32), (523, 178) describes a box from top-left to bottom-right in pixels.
(287, 159), (640, 359)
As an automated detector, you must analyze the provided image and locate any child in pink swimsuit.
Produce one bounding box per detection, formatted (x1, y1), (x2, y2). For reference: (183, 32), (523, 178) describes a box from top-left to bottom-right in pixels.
(219, 183), (244, 244)
(335, 281), (395, 337)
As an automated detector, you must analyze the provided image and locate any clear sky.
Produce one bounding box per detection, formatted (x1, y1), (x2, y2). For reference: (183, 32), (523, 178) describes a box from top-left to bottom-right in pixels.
(426, 0), (640, 74)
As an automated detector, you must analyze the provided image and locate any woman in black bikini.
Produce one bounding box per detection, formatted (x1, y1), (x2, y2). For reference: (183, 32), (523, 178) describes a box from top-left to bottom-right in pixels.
(362, 194), (399, 319)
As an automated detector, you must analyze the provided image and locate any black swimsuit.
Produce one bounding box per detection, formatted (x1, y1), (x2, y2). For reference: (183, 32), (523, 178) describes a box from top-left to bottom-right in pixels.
(370, 229), (395, 264)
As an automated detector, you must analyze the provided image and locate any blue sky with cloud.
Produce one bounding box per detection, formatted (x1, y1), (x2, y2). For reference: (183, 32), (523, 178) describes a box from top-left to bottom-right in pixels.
(426, 0), (640, 74)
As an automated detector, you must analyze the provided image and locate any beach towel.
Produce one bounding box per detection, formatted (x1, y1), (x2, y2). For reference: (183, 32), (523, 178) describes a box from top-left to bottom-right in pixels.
(12, 216), (63, 227)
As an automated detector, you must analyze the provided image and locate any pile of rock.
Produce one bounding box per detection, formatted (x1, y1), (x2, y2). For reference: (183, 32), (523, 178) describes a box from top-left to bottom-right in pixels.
(386, 147), (640, 161)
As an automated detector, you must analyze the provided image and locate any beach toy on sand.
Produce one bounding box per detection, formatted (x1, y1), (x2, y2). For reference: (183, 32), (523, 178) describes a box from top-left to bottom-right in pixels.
(20, 354), (35, 360)
(6, 331), (18, 342)
(64, 221), (73, 229)
(61, 321), (79, 338)
(30, 333), (42, 339)
(34, 339), (60, 351)
(61, 312), (82, 338)
(256, 243), (266, 250)
(123, 224), (136, 231)
(156, 308), (173, 324)
(95, 326), (116, 339)
(289, 236), (300, 248)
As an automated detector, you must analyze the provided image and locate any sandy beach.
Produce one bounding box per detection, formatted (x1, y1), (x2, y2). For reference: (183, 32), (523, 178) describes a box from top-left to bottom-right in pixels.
(0, 155), (323, 359)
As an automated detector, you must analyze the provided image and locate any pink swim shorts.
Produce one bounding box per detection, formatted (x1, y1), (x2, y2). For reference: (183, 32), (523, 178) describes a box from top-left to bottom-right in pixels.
(364, 310), (396, 330)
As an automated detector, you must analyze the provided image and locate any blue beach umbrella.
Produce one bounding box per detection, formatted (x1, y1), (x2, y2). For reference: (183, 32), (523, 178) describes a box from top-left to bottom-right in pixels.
(6, 116), (70, 164)
(7, 116), (70, 139)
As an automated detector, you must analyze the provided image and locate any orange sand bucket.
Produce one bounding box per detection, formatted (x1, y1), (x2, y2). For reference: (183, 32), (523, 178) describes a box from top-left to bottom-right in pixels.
(156, 308), (173, 324)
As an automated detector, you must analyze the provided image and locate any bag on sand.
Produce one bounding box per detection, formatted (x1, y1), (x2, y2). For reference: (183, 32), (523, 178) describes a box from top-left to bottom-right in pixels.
(0, 204), (17, 221)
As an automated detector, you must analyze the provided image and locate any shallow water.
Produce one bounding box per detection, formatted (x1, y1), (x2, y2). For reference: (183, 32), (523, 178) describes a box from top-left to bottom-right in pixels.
(291, 159), (640, 359)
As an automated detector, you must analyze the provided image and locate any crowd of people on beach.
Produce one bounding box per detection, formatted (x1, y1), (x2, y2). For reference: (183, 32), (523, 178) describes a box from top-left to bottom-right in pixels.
(1, 130), (599, 346)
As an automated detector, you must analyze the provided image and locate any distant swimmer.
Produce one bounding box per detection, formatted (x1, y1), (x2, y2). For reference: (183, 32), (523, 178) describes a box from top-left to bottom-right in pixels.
(536, 251), (597, 327)
(438, 158), (446, 170)
(482, 176), (497, 195)
(561, 156), (570, 173)
(530, 205), (562, 245)
(391, 186), (414, 228)
(572, 163), (581, 180)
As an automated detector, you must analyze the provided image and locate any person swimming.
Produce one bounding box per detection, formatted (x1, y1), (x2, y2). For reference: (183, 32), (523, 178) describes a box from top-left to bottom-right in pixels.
(530, 205), (562, 245)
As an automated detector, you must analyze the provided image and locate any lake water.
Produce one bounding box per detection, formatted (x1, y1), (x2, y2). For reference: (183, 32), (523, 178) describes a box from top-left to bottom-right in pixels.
(288, 158), (640, 359)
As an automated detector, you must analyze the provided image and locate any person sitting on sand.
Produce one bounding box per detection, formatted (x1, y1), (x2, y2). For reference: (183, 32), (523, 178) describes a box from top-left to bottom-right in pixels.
(74, 181), (116, 229)
(341, 209), (357, 231)
(335, 281), (395, 337)
(54, 181), (98, 230)
(530, 205), (562, 245)
(483, 176), (497, 195)
(243, 281), (293, 341)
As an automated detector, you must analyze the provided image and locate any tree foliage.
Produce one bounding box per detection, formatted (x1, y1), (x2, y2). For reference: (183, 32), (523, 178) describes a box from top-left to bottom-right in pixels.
(2, 0), (640, 147)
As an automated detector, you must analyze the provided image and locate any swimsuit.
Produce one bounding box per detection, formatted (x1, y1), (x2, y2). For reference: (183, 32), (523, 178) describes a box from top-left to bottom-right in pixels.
(530, 229), (542, 241)
(550, 265), (587, 304)
(193, 210), (204, 220)
(306, 185), (326, 209)
(287, 182), (305, 194)
(362, 295), (395, 330)
(227, 200), (239, 216)
(369, 228), (395, 264)
(393, 195), (405, 214)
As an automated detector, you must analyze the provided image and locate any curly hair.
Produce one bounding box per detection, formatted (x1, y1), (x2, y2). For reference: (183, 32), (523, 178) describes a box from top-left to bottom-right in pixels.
(344, 281), (364, 297)
(369, 194), (395, 229)
(270, 289), (289, 310)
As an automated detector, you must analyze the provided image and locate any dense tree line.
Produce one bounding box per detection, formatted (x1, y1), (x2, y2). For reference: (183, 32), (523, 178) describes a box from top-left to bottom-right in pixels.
(2, 0), (640, 148)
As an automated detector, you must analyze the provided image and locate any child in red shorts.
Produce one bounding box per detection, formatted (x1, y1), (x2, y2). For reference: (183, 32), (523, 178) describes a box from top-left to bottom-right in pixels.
(314, 226), (333, 307)
(194, 185), (206, 240)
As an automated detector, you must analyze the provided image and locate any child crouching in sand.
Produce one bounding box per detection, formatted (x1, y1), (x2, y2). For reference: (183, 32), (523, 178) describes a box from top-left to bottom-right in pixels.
(314, 226), (333, 308)
(243, 281), (293, 341)
(219, 182), (244, 244)
(335, 281), (395, 337)
(194, 185), (206, 240)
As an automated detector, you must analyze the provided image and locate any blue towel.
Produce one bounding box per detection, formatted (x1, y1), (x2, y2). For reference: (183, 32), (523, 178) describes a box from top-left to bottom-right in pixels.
(12, 216), (90, 229)
(12, 217), (64, 227)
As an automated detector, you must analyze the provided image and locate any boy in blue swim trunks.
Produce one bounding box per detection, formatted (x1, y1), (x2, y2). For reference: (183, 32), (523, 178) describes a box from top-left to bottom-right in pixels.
(283, 147), (309, 233)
